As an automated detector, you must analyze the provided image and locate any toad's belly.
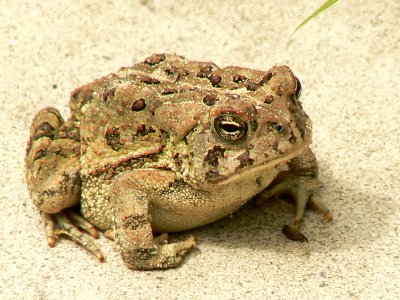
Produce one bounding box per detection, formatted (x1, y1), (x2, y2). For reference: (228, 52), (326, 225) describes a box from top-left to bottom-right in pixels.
(151, 167), (280, 232)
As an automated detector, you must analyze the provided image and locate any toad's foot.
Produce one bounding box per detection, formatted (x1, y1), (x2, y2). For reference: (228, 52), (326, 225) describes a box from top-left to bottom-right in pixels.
(42, 208), (104, 261)
(257, 177), (332, 242)
(122, 235), (197, 270)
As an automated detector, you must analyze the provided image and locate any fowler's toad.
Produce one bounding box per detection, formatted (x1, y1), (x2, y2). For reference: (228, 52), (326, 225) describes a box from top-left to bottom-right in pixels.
(25, 53), (331, 269)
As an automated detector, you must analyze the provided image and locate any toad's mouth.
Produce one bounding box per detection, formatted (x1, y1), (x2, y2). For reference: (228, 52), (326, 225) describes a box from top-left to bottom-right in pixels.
(207, 144), (309, 186)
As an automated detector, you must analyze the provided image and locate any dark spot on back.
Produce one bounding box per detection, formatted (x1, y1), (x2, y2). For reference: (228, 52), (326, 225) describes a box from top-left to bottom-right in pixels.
(141, 76), (161, 84)
(136, 124), (145, 132)
(246, 81), (259, 91)
(244, 73), (272, 91)
(233, 74), (247, 83)
(210, 74), (222, 86)
(164, 67), (189, 80)
(260, 72), (273, 84)
(196, 65), (214, 78)
(203, 94), (218, 106)
(164, 66), (179, 75)
(131, 99), (146, 111)
(144, 53), (166, 66)
(161, 88), (178, 95)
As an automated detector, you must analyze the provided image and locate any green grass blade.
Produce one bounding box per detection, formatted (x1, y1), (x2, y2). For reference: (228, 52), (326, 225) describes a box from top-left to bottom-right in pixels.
(294, 0), (339, 33)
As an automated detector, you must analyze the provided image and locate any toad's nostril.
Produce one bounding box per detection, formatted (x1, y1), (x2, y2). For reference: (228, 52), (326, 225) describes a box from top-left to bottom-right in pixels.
(267, 122), (285, 132)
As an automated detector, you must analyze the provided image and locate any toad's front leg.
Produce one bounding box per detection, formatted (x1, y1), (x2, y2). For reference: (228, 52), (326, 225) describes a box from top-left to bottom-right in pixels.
(258, 147), (332, 241)
(111, 169), (196, 270)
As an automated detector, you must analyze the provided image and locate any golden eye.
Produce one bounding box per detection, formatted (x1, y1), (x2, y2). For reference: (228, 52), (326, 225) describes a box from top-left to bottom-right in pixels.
(214, 115), (248, 142)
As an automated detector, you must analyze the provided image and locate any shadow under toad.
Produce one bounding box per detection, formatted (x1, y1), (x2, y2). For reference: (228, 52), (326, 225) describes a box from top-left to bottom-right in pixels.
(174, 167), (398, 256)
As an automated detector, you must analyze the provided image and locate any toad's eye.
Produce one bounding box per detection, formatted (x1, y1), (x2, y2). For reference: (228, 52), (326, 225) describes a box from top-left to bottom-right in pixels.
(214, 115), (248, 142)
(295, 77), (302, 99)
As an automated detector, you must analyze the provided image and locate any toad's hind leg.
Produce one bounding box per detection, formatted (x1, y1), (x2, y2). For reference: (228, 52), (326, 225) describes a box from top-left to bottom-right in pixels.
(25, 107), (103, 261)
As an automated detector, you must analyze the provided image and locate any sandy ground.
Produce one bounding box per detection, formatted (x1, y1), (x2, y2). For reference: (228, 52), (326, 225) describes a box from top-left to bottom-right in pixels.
(1, 0), (399, 299)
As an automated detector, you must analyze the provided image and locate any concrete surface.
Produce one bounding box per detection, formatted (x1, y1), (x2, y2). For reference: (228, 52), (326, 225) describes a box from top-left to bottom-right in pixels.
(1, 0), (399, 299)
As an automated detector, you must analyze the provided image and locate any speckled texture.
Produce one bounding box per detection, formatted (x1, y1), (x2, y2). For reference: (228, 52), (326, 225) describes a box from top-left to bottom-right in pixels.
(1, 0), (399, 298)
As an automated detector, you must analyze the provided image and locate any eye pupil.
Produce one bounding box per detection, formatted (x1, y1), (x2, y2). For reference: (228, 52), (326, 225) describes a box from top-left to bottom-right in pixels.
(214, 115), (248, 141)
(220, 123), (240, 133)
